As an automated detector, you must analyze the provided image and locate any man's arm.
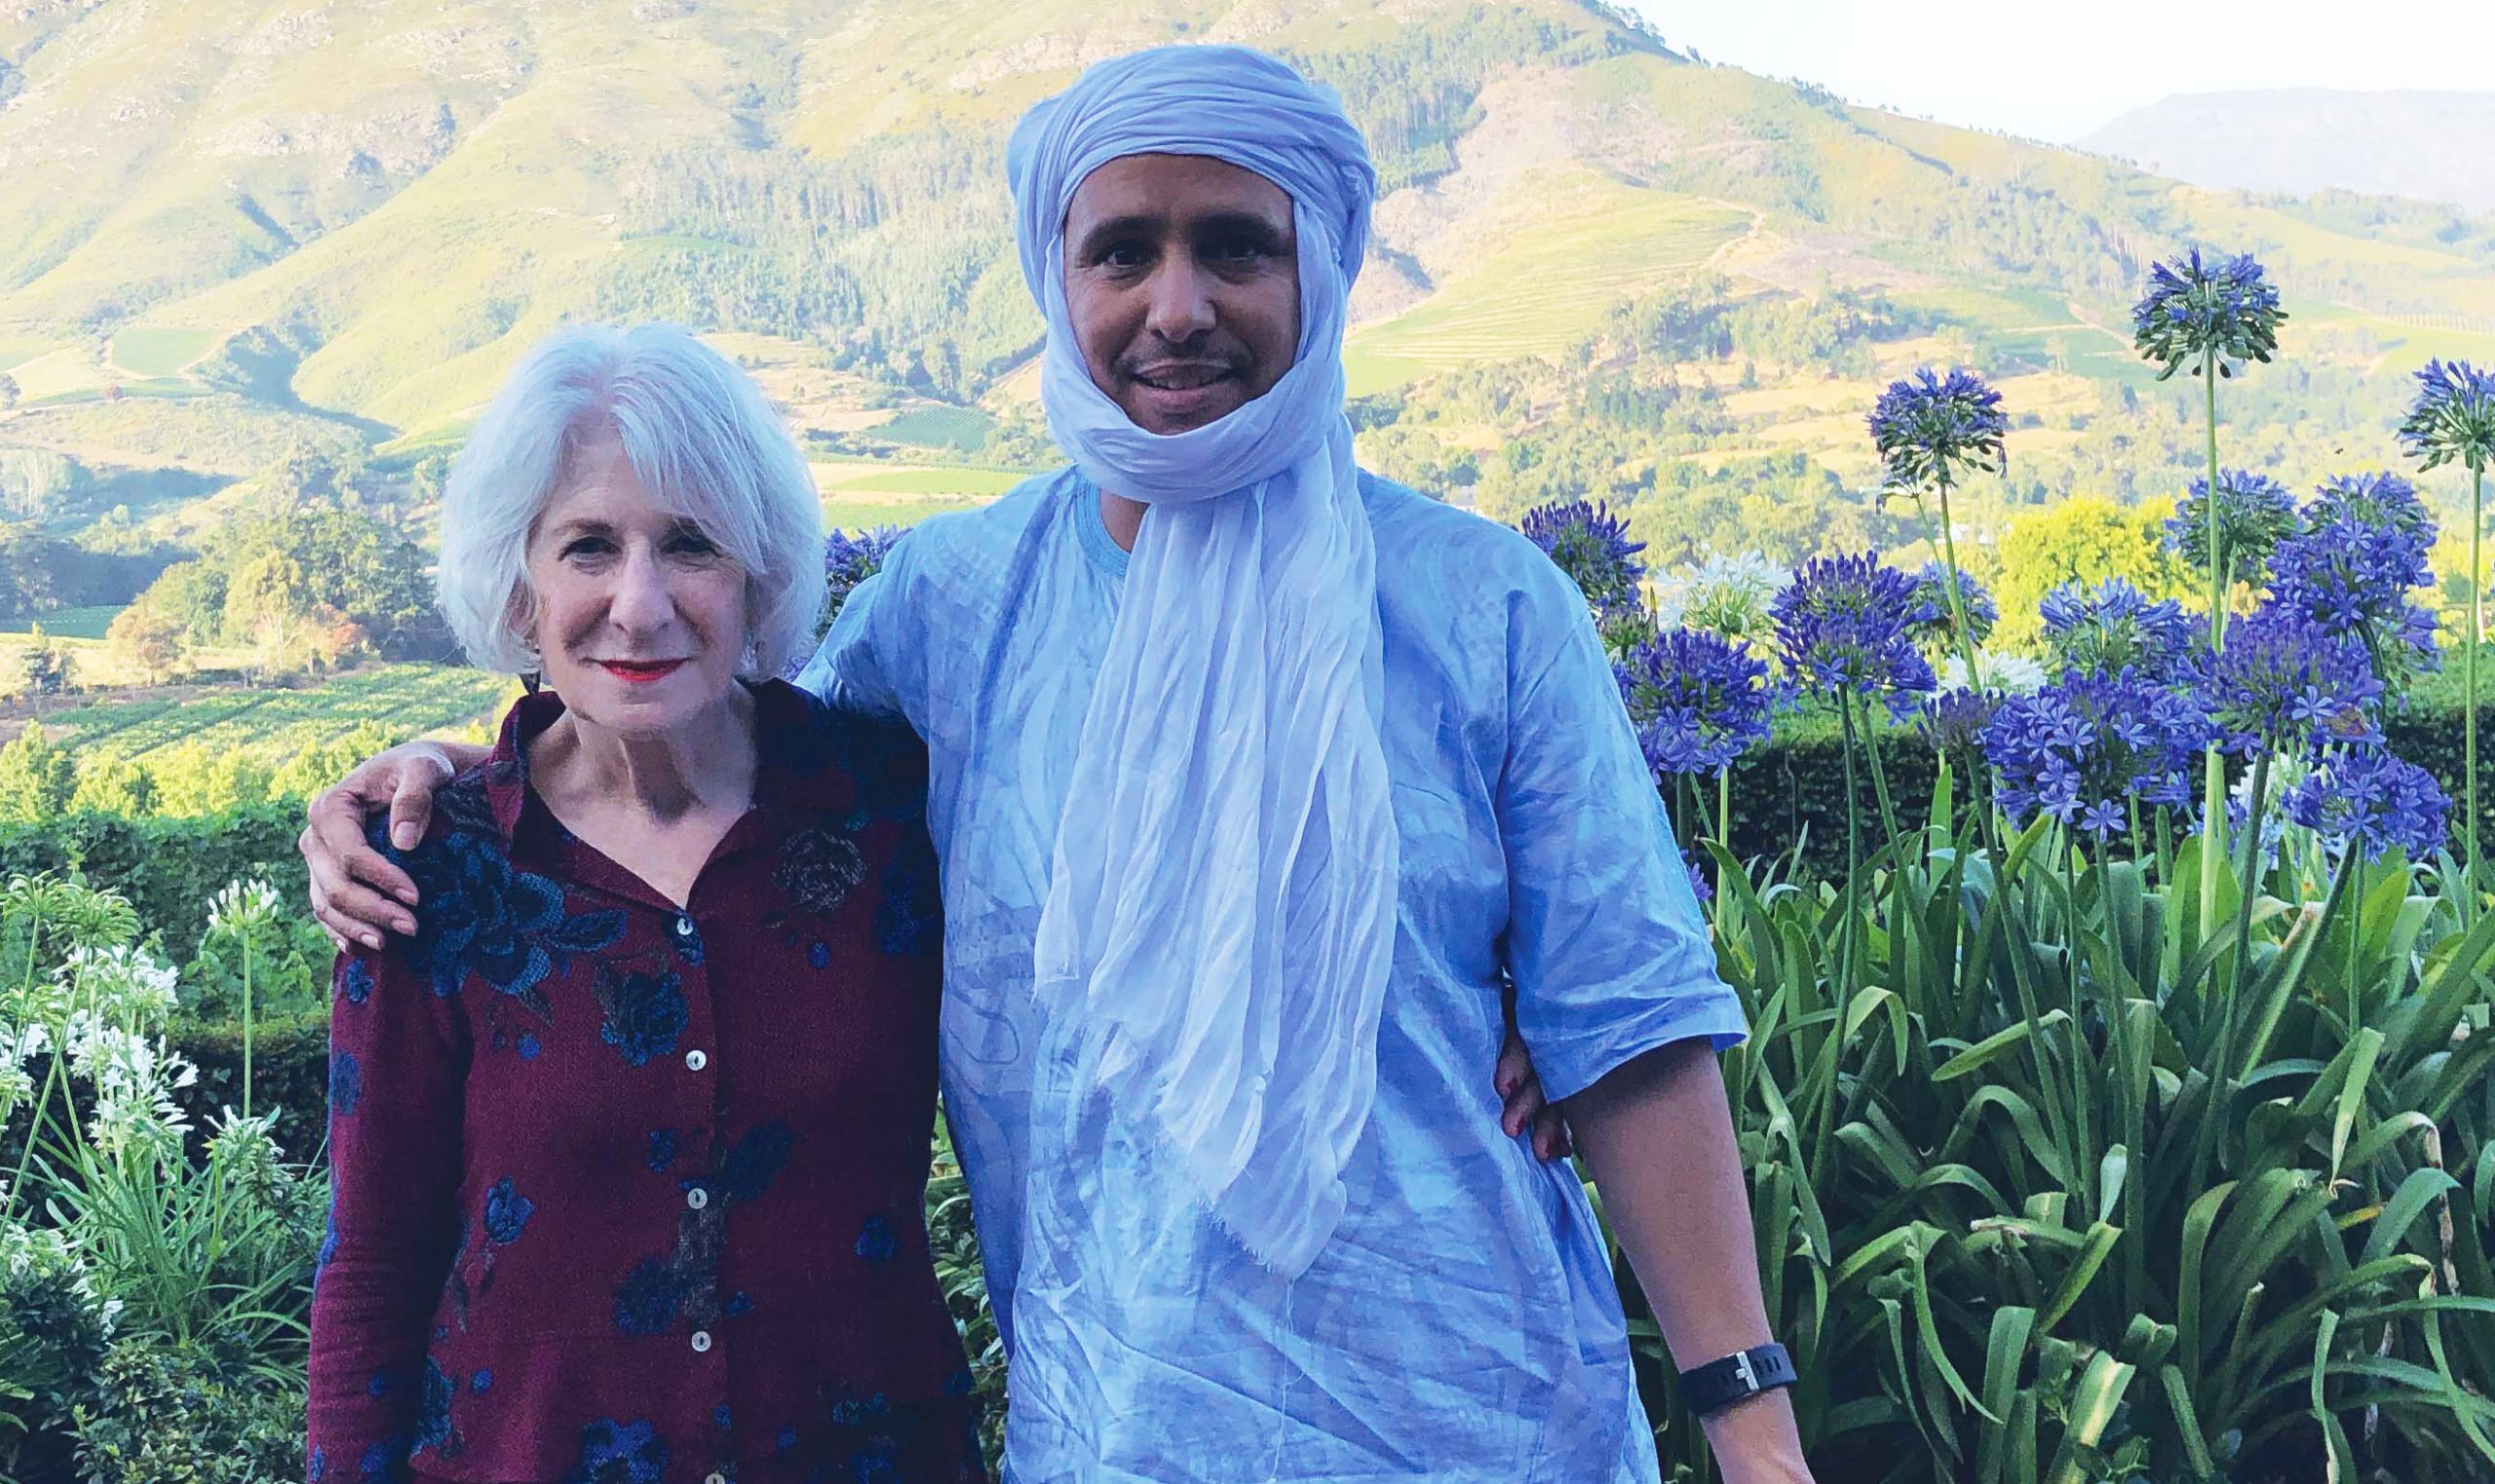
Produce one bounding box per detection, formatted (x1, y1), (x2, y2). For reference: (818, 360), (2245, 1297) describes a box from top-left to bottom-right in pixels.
(1487, 552), (1806, 1479)
(1567, 1043), (1809, 1480)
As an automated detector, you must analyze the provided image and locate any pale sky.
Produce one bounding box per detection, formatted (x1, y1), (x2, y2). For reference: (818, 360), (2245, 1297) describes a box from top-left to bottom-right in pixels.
(1631, 2), (2495, 143)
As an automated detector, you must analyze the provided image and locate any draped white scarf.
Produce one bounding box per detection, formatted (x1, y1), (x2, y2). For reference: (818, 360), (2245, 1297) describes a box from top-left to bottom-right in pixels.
(1009, 46), (1396, 1277)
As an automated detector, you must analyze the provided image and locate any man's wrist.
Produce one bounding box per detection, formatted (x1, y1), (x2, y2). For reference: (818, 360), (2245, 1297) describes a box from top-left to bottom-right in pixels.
(1697, 1386), (1811, 1482)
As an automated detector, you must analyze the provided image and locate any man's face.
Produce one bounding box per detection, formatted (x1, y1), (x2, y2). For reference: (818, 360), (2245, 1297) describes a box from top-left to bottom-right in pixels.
(1062, 153), (1302, 436)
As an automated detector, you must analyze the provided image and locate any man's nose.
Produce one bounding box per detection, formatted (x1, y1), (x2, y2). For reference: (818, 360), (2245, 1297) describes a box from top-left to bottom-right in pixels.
(1143, 256), (1216, 345)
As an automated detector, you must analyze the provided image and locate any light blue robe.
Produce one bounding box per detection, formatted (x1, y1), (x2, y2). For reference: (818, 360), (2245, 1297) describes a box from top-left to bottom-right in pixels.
(800, 467), (1745, 1482)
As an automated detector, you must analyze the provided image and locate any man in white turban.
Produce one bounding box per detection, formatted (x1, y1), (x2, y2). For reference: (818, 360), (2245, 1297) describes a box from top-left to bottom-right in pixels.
(304, 44), (1811, 1484)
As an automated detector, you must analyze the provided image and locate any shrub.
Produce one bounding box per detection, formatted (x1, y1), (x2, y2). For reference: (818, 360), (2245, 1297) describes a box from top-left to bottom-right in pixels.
(71, 1342), (305, 1484)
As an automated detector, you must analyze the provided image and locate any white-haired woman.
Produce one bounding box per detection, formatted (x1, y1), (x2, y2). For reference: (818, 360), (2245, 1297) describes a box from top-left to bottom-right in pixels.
(306, 324), (986, 1484)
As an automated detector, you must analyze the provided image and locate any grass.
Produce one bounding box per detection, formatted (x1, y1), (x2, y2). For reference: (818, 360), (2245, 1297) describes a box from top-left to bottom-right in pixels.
(0, 606), (126, 640)
(819, 464), (1030, 497)
(821, 496), (989, 530)
(110, 328), (218, 378)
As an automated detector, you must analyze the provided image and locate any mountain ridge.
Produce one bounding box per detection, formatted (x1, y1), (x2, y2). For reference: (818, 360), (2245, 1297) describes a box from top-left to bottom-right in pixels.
(2080, 88), (2495, 215)
(3, 0), (2494, 579)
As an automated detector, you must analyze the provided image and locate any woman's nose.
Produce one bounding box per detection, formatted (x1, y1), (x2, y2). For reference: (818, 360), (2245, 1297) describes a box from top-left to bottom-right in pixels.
(606, 550), (676, 632)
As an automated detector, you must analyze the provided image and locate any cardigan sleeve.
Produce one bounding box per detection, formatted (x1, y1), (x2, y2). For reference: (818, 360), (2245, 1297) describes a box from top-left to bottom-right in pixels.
(306, 940), (468, 1484)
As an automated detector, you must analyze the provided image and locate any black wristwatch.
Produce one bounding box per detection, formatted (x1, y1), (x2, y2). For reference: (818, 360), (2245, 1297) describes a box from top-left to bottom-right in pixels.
(1678, 1343), (1797, 1417)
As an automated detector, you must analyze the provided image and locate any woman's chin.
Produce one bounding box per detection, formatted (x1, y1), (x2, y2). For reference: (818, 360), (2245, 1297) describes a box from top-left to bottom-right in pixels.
(557, 669), (733, 739)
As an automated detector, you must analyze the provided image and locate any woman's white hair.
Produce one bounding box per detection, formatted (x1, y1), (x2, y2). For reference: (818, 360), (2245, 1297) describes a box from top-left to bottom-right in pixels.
(437, 323), (825, 678)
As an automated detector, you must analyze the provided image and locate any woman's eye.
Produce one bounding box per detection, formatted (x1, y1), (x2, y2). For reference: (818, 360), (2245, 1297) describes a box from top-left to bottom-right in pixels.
(668, 532), (720, 557)
(562, 537), (615, 559)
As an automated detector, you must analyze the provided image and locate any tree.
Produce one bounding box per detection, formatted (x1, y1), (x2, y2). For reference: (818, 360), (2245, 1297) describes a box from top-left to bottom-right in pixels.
(1993, 494), (2192, 650)
(0, 372), (17, 411)
(67, 754), (157, 816)
(0, 729), (76, 822)
(222, 551), (313, 679)
(105, 598), (188, 685)
(18, 623), (70, 704)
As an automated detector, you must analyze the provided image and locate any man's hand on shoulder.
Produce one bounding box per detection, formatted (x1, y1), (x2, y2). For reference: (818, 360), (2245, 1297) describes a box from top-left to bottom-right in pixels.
(299, 741), (485, 951)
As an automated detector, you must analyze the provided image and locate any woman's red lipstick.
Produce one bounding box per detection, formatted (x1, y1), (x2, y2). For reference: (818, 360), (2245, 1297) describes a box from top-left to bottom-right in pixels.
(598, 659), (685, 684)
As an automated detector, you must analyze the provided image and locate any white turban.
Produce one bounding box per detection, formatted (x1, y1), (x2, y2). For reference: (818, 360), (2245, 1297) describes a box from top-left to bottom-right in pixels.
(1010, 45), (1395, 1277)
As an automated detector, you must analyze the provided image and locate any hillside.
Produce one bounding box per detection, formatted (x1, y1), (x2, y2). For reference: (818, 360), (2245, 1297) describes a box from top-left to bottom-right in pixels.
(2081, 90), (2495, 215)
(3, 0), (2494, 593)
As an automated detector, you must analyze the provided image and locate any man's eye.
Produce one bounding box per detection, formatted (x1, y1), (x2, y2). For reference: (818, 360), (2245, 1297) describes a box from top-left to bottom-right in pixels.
(1100, 243), (1151, 270)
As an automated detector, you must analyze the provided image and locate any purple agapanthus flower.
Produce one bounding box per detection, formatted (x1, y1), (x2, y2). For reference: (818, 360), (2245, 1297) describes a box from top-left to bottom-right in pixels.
(1614, 628), (1779, 778)
(825, 525), (903, 617)
(2190, 603), (2385, 757)
(2268, 472), (2440, 690)
(1868, 368), (2009, 494)
(2283, 744), (2451, 862)
(1981, 668), (2209, 836)
(787, 525), (905, 678)
(1521, 498), (1647, 626)
(2398, 359), (2495, 476)
(2039, 578), (2201, 685)
(1771, 552), (1937, 713)
(2130, 247), (2287, 381)
(1683, 850), (1714, 906)
(1919, 687), (1997, 755)
(2165, 470), (2298, 587)
(1907, 561), (1996, 651)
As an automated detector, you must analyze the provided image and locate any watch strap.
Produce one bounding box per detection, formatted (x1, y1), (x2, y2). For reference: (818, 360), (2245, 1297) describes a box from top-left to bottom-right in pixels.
(1677, 1342), (1797, 1417)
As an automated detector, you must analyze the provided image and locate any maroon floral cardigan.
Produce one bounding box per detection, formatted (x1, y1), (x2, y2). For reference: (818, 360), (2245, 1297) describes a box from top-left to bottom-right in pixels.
(307, 681), (985, 1484)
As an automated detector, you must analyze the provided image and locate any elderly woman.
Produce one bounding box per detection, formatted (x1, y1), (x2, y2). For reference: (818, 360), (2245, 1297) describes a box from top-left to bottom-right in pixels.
(306, 324), (986, 1484)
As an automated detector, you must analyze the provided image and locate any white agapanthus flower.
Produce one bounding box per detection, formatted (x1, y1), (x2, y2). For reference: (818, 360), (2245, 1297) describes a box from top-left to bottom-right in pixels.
(206, 879), (285, 937)
(57, 944), (181, 1035)
(0, 1056), (31, 1110)
(0, 1223), (124, 1336)
(80, 1031), (197, 1163)
(1938, 651), (2048, 696)
(1, 1022), (50, 1067)
(1652, 551), (1792, 644)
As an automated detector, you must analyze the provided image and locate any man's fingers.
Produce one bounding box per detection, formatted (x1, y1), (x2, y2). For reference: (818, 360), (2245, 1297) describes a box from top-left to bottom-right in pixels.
(1502, 1068), (1545, 1140)
(308, 787), (420, 906)
(1495, 1031), (1532, 1102)
(386, 744), (454, 851)
(1530, 1105), (1573, 1162)
(316, 876), (410, 950)
(387, 785), (434, 854)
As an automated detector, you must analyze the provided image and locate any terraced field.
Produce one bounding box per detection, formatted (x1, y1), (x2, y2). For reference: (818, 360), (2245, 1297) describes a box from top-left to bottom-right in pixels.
(54, 665), (514, 763)
(1346, 186), (1753, 395)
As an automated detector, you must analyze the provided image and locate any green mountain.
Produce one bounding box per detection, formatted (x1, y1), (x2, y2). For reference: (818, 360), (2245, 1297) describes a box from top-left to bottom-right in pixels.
(3, 0), (2493, 574)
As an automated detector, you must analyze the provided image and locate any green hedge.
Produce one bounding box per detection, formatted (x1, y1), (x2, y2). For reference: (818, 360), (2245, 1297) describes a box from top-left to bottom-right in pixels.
(174, 1010), (330, 1154)
(0, 805), (307, 951)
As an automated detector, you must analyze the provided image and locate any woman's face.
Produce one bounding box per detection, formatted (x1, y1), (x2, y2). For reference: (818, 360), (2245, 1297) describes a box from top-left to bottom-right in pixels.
(523, 436), (748, 737)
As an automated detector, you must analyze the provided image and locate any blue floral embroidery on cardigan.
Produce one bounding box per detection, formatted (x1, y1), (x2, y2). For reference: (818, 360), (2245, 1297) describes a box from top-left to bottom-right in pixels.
(566, 1418), (668, 1484)
(328, 1052), (363, 1116)
(482, 1178), (535, 1244)
(372, 812), (626, 1016)
(594, 967), (688, 1067)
